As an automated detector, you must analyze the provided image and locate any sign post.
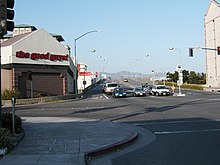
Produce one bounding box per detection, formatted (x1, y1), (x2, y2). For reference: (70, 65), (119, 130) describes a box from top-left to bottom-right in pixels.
(11, 97), (16, 135)
(177, 66), (185, 96)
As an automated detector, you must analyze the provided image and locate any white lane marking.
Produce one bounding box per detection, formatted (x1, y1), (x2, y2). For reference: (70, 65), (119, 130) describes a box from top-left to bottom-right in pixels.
(71, 106), (104, 110)
(133, 119), (212, 126)
(102, 94), (109, 100)
(154, 128), (220, 135)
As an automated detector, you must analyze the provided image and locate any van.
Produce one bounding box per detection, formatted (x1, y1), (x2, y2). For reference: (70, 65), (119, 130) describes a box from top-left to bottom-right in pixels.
(103, 82), (120, 94)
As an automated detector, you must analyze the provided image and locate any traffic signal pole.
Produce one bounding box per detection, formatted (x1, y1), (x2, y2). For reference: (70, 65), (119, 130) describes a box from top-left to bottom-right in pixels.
(189, 47), (220, 57)
(0, 0), (15, 127)
(0, 0), (15, 35)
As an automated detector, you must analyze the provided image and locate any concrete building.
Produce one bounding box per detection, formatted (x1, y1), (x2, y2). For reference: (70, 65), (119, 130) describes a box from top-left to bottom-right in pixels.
(204, 0), (220, 88)
(1, 25), (77, 98)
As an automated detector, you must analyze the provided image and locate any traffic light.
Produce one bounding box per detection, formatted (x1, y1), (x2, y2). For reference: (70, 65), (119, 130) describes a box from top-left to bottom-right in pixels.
(217, 46), (220, 55)
(189, 48), (193, 57)
(0, 0), (15, 35)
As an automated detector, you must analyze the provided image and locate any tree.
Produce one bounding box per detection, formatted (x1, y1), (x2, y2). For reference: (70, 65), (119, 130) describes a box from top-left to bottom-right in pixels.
(167, 71), (178, 82)
(188, 71), (199, 84)
(166, 70), (206, 85)
(182, 70), (189, 83)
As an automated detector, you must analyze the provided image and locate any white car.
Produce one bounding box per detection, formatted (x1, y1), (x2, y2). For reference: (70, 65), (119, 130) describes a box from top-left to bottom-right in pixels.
(151, 85), (170, 96)
(103, 82), (120, 94)
(123, 78), (128, 82)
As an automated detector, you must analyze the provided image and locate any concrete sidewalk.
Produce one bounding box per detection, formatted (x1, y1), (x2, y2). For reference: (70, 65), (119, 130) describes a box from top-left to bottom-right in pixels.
(0, 117), (156, 165)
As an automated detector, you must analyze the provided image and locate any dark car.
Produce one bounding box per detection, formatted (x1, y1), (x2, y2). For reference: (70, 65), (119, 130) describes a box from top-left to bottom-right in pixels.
(132, 87), (146, 96)
(112, 88), (127, 98)
(141, 84), (148, 91)
(145, 85), (154, 95)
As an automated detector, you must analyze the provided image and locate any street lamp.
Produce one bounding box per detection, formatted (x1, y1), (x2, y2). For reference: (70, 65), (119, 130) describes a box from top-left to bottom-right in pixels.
(152, 70), (155, 85)
(145, 54), (155, 85)
(95, 55), (102, 80)
(169, 47), (182, 68)
(83, 49), (96, 90)
(73, 30), (102, 94)
(83, 49), (96, 64)
(169, 47), (184, 96)
(74, 30), (102, 65)
(136, 58), (144, 79)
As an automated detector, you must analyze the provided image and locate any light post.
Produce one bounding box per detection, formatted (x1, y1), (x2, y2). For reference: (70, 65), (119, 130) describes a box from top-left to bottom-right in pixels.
(83, 49), (96, 65)
(135, 59), (139, 78)
(83, 49), (96, 90)
(152, 70), (155, 85)
(169, 47), (184, 96)
(102, 59), (108, 73)
(136, 58), (144, 79)
(145, 54), (155, 85)
(74, 30), (102, 65)
(169, 47), (182, 67)
(163, 72), (166, 86)
(96, 55), (102, 80)
(74, 30), (102, 93)
(128, 61), (134, 78)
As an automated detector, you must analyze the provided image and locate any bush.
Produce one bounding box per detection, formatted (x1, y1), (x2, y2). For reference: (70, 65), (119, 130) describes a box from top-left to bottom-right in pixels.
(181, 84), (204, 90)
(164, 81), (204, 90)
(2, 89), (20, 100)
(2, 113), (22, 134)
(0, 113), (23, 155)
(0, 128), (10, 148)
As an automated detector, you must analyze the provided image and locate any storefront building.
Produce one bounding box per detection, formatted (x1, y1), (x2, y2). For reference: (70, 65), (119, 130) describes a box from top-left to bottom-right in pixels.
(1, 25), (77, 98)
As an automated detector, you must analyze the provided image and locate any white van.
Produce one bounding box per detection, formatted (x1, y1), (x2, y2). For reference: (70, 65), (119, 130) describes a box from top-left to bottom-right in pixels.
(103, 82), (120, 94)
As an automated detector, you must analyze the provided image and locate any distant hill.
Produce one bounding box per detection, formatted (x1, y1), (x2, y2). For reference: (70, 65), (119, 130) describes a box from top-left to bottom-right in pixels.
(100, 71), (167, 80)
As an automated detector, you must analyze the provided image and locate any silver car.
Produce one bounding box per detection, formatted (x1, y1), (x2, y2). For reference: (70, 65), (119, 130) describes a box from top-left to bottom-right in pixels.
(132, 87), (146, 97)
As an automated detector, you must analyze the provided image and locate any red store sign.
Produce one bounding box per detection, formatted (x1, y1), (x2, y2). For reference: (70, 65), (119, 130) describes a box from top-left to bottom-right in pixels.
(79, 72), (98, 77)
(16, 51), (68, 62)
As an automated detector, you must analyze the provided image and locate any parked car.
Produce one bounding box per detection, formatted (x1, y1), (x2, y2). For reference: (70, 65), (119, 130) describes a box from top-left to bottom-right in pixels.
(151, 85), (170, 96)
(112, 87), (127, 98)
(103, 82), (120, 94)
(132, 87), (146, 96)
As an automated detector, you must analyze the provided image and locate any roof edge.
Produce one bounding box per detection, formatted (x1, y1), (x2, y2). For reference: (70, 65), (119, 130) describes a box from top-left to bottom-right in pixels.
(205, 0), (220, 17)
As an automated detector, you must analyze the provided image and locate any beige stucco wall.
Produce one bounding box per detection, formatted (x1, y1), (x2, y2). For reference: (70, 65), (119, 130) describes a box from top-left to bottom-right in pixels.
(205, 0), (220, 87)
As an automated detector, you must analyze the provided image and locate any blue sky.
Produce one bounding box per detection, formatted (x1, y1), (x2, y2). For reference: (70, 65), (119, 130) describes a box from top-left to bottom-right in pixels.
(14, 0), (211, 74)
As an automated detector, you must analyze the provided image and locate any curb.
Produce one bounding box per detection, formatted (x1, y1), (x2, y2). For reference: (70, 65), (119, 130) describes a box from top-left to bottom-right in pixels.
(10, 129), (25, 147)
(84, 131), (138, 164)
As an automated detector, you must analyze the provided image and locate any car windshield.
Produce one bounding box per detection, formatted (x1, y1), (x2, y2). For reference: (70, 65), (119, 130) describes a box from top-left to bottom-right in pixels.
(148, 86), (153, 89)
(108, 84), (118, 87)
(115, 88), (124, 92)
(157, 86), (167, 89)
(135, 87), (143, 91)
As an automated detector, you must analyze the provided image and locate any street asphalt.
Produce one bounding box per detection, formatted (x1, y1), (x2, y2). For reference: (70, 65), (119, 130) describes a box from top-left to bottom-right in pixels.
(0, 117), (156, 165)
